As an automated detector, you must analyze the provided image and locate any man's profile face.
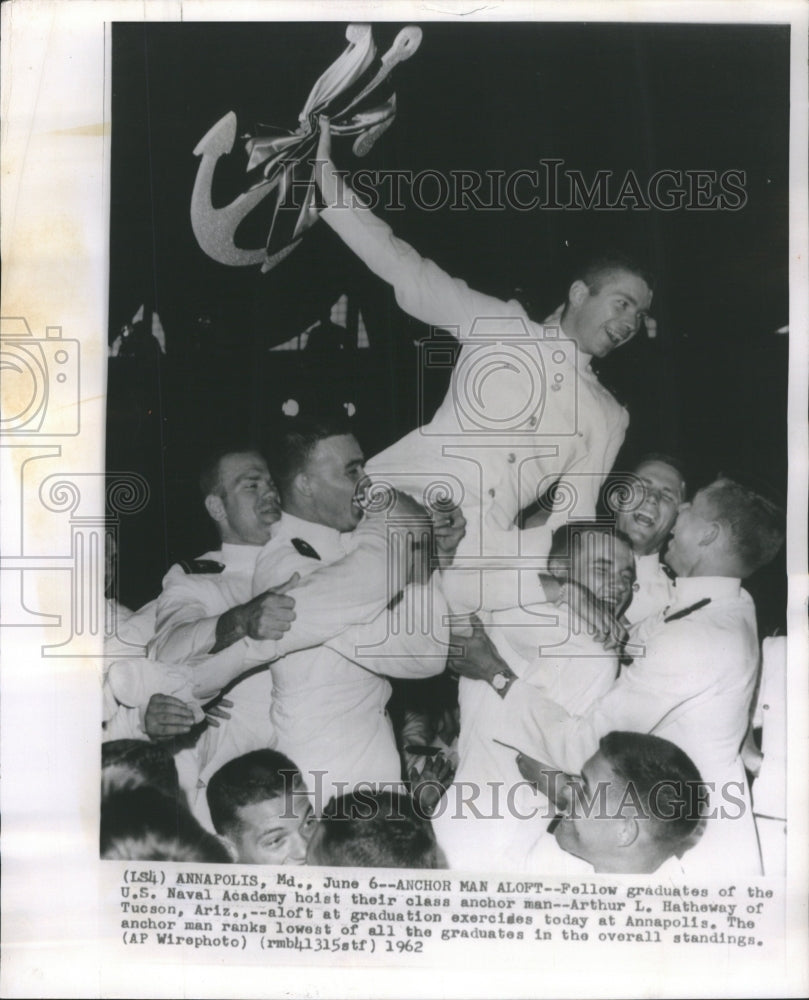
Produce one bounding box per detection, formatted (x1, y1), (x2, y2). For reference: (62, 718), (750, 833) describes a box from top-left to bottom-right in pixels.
(616, 460), (685, 556)
(570, 530), (635, 616)
(303, 434), (367, 532)
(216, 452), (281, 545)
(227, 786), (317, 865)
(566, 269), (653, 359)
(554, 750), (629, 871)
(664, 488), (715, 577)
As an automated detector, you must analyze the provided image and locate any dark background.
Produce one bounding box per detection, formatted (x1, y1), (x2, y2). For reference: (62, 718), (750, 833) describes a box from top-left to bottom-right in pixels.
(107, 21), (789, 631)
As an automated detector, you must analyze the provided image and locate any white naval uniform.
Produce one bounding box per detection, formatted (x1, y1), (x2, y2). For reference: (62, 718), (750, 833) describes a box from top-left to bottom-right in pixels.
(497, 576), (762, 874)
(321, 199), (629, 616)
(102, 597), (211, 817)
(433, 604), (619, 871)
(151, 514), (395, 701)
(103, 599), (162, 742)
(252, 512), (449, 808)
(149, 519), (396, 822)
(624, 551), (675, 626)
(147, 544), (278, 825)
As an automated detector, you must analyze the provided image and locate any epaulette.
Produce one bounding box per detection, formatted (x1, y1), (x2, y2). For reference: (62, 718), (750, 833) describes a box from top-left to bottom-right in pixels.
(179, 558), (226, 575)
(291, 538), (321, 560)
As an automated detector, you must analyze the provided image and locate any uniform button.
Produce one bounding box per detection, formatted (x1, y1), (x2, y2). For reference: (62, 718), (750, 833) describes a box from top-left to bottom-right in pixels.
(507, 453), (516, 464)
(488, 488), (496, 497)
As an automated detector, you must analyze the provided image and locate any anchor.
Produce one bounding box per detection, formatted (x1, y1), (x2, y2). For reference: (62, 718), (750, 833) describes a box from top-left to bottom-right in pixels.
(190, 24), (422, 272)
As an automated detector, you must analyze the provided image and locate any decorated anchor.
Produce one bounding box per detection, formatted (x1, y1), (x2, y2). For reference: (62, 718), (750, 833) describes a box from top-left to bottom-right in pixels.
(190, 24), (422, 273)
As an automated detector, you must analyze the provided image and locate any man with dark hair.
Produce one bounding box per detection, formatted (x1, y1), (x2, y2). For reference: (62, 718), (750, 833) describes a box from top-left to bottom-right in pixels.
(251, 417), (464, 806)
(206, 749), (316, 865)
(315, 117), (653, 621)
(433, 521), (635, 869)
(101, 738), (181, 801)
(523, 732), (705, 875)
(452, 477), (784, 873)
(613, 453), (687, 624)
(306, 790), (445, 869)
(265, 412), (354, 501)
(102, 785), (231, 863)
(575, 252), (656, 298)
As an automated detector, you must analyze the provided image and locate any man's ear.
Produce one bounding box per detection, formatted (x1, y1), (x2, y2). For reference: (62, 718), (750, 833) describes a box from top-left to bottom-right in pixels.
(204, 494), (226, 524)
(698, 520), (721, 548)
(568, 279), (590, 309)
(548, 556), (569, 582)
(294, 470), (313, 499)
(617, 816), (640, 848)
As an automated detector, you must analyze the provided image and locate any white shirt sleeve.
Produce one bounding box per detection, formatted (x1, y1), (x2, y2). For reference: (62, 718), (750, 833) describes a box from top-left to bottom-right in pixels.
(149, 566), (224, 663)
(244, 516), (395, 665)
(321, 181), (527, 339)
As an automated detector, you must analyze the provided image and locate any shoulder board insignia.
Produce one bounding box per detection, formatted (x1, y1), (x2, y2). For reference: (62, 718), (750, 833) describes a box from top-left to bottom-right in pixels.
(291, 538), (321, 560)
(664, 597), (711, 623)
(179, 558), (226, 575)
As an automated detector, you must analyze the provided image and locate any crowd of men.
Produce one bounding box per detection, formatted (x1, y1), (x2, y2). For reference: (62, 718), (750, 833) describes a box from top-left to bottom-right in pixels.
(101, 119), (785, 876)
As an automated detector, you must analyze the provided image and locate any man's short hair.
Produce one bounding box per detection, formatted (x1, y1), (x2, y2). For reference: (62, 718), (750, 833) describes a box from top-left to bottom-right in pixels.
(267, 414), (355, 498)
(634, 452), (688, 493)
(548, 520), (632, 580)
(102, 739), (180, 800)
(701, 477), (785, 576)
(315, 790), (443, 869)
(198, 443), (263, 498)
(206, 749), (302, 837)
(101, 786), (231, 862)
(571, 251), (656, 295)
(599, 731), (705, 855)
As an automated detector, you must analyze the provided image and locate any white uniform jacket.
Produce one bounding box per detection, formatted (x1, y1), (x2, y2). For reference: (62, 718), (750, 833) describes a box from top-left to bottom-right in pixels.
(496, 576), (762, 873)
(252, 513), (449, 807)
(322, 198), (629, 614)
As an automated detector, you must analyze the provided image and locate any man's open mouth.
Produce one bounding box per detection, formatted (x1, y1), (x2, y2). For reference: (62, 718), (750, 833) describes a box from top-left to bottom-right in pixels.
(605, 328), (626, 346)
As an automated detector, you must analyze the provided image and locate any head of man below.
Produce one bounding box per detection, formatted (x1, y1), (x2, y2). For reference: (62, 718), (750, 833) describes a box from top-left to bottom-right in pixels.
(206, 749), (316, 865)
(615, 454), (687, 557)
(559, 253), (655, 359)
(305, 790), (446, 869)
(268, 416), (369, 533)
(664, 476), (784, 580)
(554, 731), (705, 874)
(201, 446), (281, 546)
(544, 520), (636, 619)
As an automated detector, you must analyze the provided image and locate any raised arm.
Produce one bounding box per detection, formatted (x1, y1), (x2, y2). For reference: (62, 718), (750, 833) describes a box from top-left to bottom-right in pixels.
(315, 116), (527, 337)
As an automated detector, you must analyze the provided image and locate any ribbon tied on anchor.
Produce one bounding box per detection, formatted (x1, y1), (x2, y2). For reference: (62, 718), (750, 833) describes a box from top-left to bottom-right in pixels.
(190, 24), (422, 272)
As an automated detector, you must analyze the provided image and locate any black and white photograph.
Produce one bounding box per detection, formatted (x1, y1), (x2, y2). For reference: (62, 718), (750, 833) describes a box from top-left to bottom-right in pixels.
(2, 3), (808, 998)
